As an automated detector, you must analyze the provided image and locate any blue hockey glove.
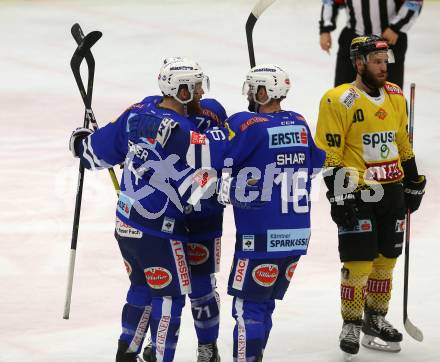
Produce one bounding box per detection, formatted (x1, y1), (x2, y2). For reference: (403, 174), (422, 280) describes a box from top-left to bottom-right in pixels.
(216, 174), (267, 209)
(69, 127), (93, 157)
(129, 114), (180, 147)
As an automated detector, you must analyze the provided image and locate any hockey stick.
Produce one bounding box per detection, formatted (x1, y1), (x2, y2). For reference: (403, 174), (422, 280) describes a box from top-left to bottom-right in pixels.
(403, 83), (424, 341)
(71, 24), (121, 193)
(245, 0), (276, 112)
(63, 24), (107, 319)
(245, 0), (276, 68)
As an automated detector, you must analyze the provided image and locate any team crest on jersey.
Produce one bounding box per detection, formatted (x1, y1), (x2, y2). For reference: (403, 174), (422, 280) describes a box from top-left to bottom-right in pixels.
(375, 108), (388, 120)
(144, 267), (172, 289)
(339, 88), (360, 109)
(187, 243), (209, 265)
(384, 83), (403, 96)
(252, 264), (279, 287)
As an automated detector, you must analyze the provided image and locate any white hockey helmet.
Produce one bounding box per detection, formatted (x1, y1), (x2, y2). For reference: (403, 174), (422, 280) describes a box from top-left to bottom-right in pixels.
(158, 57), (209, 104)
(242, 64), (291, 105)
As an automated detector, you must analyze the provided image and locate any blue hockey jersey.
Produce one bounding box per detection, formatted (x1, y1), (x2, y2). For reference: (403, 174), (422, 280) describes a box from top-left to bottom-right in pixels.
(75, 101), (202, 241)
(140, 96), (228, 241)
(164, 111), (326, 258)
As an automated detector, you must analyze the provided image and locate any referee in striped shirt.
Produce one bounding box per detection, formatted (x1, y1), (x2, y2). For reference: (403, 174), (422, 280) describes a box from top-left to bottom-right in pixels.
(319, 0), (423, 88)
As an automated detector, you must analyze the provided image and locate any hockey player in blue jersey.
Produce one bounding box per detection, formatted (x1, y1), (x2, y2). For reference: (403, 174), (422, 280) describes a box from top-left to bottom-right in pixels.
(140, 88), (227, 360)
(159, 64), (326, 361)
(69, 58), (263, 362)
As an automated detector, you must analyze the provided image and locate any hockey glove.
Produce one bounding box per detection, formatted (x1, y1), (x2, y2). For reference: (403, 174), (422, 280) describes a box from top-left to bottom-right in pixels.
(129, 114), (180, 147)
(326, 191), (359, 229)
(69, 127), (93, 157)
(404, 175), (426, 213)
(217, 174), (266, 209)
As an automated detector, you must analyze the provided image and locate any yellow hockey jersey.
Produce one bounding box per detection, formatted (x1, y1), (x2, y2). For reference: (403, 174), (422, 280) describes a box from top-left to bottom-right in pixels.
(315, 82), (414, 185)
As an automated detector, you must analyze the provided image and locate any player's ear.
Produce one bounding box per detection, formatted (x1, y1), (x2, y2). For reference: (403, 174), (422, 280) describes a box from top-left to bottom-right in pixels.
(355, 57), (364, 73)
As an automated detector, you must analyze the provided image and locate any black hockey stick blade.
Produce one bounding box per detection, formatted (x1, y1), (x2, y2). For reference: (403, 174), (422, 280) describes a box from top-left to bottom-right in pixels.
(70, 24), (100, 109)
(72, 30), (102, 58)
(71, 23), (85, 44)
(245, 13), (257, 68)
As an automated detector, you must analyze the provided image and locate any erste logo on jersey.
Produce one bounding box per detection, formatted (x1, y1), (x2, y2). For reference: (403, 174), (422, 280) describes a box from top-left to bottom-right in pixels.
(252, 264), (279, 287)
(338, 219), (372, 235)
(144, 267), (172, 289)
(187, 243), (209, 265)
(117, 194), (134, 218)
(267, 125), (308, 149)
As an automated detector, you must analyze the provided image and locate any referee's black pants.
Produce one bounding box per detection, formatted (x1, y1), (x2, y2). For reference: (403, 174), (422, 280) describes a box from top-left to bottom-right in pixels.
(334, 27), (408, 88)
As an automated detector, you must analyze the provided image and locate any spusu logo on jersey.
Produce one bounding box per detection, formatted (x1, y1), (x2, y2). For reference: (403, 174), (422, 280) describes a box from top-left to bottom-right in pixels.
(267, 125), (308, 149)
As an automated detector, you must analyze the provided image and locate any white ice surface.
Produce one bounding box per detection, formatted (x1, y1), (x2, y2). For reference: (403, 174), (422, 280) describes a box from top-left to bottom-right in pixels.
(0, 1), (439, 361)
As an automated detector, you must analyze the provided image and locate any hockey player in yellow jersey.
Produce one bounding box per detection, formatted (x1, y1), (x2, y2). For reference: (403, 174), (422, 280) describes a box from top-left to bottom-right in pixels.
(315, 35), (426, 359)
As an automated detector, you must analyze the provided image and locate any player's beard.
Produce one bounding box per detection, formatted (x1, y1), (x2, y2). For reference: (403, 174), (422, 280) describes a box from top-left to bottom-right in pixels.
(361, 67), (387, 90)
(186, 97), (202, 116)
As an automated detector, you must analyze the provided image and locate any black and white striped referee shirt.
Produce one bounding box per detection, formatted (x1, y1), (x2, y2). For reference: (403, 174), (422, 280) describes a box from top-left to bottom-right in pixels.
(319, 0), (423, 35)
